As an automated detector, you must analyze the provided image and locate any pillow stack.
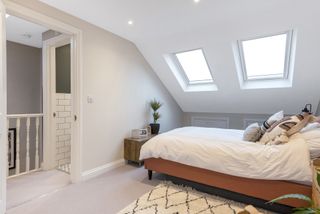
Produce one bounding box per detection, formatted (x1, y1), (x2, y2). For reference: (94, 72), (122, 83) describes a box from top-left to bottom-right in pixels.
(258, 114), (307, 145)
(242, 111), (283, 142)
(243, 111), (314, 145)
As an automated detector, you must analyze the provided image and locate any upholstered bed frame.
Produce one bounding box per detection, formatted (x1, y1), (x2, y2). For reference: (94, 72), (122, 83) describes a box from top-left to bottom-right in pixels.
(144, 158), (312, 208)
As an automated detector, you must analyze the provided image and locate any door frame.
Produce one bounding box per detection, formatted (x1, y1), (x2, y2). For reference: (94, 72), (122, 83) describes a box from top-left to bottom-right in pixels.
(0, 1), (6, 213)
(42, 34), (72, 171)
(1, 1), (83, 212)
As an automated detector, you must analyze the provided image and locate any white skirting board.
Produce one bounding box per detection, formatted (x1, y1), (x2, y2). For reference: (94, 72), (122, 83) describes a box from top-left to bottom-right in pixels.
(81, 159), (125, 181)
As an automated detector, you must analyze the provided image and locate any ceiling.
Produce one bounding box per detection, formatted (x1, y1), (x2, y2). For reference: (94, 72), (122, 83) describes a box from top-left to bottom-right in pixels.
(40, 0), (320, 114)
(6, 14), (48, 48)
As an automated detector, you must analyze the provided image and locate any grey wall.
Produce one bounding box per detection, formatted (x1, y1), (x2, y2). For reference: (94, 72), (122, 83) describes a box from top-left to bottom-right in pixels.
(183, 112), (271, 130)
(7, 41), (42, 114)
(56, 44), (71, 93)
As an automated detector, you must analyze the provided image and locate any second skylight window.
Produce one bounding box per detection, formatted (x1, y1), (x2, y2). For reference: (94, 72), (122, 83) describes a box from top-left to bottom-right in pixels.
(238, 31), (293, 80)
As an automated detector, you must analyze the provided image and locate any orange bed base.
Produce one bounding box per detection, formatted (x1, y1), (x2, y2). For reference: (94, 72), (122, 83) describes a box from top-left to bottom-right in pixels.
(144, 158), (312, 207)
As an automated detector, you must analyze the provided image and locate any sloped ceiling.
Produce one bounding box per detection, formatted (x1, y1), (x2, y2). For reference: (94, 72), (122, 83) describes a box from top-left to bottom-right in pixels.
(40, 0), (320, 114)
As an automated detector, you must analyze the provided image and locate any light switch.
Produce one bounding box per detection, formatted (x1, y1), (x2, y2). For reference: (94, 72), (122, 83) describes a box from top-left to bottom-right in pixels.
(87, 95), (94, 104)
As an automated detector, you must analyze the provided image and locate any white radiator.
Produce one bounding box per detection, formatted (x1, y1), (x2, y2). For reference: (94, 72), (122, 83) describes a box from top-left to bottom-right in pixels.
(191, 117), (229, 128)
(243, 118), (265, 129)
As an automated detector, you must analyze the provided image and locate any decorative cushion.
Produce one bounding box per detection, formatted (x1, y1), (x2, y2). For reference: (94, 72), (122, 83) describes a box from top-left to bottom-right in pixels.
(259, 114), (307, 145)
(260, 111), (284, 134)
(243, 123), (262, 142)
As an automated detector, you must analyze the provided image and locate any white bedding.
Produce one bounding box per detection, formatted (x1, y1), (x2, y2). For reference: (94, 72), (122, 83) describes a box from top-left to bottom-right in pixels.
(140, 127), (312, 183)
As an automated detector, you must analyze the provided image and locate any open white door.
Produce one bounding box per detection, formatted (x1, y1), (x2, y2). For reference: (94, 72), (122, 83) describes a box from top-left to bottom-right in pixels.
(42, 35), (72, 172)
(0, 1), (6, 213)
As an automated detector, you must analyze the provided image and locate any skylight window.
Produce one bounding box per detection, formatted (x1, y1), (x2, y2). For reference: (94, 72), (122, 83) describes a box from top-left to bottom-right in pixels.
(175, 49), (213, 84)
(238, 31), (293, 81)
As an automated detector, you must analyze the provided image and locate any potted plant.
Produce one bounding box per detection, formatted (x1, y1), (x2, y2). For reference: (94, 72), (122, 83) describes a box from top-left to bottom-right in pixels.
(150, 99), (162, 134)
(268, 160), (320, 213)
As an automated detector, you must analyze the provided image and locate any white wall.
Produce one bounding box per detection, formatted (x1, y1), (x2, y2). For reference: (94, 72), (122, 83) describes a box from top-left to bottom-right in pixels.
(11, 0), (183, 172)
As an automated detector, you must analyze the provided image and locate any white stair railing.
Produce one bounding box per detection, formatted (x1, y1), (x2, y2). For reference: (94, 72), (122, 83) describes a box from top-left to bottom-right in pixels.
(7, 113), (44, 178)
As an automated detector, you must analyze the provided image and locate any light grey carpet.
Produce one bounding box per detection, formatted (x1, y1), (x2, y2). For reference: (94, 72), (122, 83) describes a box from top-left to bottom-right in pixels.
(6, 165), (161, 214)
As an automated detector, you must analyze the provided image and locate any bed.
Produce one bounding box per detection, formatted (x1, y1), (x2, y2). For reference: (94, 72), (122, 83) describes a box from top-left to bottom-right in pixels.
(140, 127), (313, 207)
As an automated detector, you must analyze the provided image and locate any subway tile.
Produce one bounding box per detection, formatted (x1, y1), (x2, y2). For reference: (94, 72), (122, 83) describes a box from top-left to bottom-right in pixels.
(64, 106), (72, 111)
(56, 93), (65, 99)
(58, 111), (71, 118)
(58, 99), (71, 106)
(64, 94), (72, 99)
(56, 106), (65, 111)
(59, 123), (71, 129)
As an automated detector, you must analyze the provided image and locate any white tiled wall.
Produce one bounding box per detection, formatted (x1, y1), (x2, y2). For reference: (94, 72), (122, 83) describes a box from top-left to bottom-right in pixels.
(55, 93), (71, 170)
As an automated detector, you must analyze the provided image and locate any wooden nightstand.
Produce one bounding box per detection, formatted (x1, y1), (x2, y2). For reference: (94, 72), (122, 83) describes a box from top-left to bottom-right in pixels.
(124, 135), (155, 166)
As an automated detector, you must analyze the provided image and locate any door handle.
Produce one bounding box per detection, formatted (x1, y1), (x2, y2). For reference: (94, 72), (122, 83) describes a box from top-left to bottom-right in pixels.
(53, 112), (56, 117)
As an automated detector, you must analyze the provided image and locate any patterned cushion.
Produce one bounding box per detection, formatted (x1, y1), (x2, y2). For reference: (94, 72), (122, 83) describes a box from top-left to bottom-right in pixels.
(243, 123), (262, 142)
(260, 111), (284, 134)
(259, 114), (307, 145)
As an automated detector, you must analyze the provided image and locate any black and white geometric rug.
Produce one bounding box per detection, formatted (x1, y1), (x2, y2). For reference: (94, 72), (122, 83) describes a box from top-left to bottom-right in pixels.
(118, 182), (272, 214)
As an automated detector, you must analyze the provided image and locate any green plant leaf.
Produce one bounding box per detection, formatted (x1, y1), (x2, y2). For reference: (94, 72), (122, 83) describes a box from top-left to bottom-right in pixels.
(152, 112), (161, 123)
(268, 194), (312, 206)
(292, 207), (317, 214)
(150, 99), (162, 112)
(293, 210), (316, 214)
(317, 171), (320, 187)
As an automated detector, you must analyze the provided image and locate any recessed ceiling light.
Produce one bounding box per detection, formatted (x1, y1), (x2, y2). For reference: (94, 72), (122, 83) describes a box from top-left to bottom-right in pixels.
(22, 34), (32, 39)
(128, 20), (134, 25)
(5, 14), (10, 18)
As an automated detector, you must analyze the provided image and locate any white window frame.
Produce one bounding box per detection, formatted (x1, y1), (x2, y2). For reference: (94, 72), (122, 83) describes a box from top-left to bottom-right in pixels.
(237, 30), (294, 81)
(173, 48), (214, 85)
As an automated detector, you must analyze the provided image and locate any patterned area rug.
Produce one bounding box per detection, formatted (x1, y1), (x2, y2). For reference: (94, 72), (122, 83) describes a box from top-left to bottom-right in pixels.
(118, 182), (272, 214)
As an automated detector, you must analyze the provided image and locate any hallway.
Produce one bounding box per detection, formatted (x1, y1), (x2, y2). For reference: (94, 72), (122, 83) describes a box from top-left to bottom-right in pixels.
(7, 170), (70, 210)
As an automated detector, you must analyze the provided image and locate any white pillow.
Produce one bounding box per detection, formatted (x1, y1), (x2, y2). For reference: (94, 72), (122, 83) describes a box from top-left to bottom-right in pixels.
(295, 128), (320, 159)
(260, 111), (284, 134)
(301, 122), (320, 133)
(299, 127), (320, 140)
(268, 110), (284, 122)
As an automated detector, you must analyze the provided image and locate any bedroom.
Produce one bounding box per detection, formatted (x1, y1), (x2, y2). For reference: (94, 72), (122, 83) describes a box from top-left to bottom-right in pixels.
(0, 0), (319, 214)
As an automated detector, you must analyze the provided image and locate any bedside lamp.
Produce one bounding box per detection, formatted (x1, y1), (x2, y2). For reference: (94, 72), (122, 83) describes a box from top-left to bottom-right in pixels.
(302, 104), (312, 114)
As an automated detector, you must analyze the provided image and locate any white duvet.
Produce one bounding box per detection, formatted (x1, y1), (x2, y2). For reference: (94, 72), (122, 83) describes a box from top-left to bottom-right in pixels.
(140, 127), (312, 183)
